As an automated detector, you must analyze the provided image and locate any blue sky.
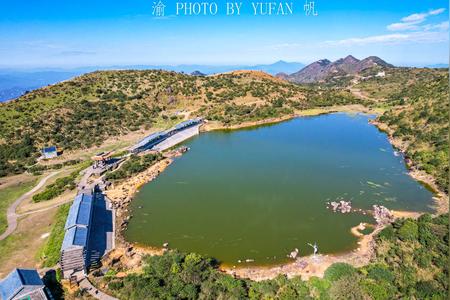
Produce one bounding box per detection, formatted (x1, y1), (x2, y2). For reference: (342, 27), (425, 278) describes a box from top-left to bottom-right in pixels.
(0, 0), (448, 67)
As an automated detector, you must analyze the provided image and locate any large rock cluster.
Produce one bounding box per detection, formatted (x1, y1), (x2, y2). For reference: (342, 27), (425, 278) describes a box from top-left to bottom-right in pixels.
(328, 201), (352, 213)
(373, 205), (394, 225)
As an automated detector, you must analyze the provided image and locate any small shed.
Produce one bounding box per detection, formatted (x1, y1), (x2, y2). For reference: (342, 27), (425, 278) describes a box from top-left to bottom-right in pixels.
(41, 146), (58, 159)
(0, 268), (48, 300)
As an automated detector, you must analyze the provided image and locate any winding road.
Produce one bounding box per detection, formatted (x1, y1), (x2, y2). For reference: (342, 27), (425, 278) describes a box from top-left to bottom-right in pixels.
(0, 171), (61, 241)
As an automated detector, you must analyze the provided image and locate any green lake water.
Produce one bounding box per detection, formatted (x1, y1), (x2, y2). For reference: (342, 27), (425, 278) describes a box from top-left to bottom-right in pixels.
(125, 113), (435, 266)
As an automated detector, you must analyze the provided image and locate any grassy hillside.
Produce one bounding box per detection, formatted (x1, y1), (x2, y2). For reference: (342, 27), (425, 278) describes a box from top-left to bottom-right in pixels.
(0, 70), (359, 177)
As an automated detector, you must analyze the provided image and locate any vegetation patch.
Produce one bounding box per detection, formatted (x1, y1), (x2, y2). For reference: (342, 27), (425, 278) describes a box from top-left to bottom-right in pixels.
(105, 153), (162, 181)
(38, 203), (71, 267)
(32, 161), (90, 202)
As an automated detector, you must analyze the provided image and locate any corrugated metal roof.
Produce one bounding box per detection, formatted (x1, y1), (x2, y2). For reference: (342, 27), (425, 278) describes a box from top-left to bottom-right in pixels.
(65, 193), (93, 230)
(61, 226), (89, 251)
(0, 269), (44, 300)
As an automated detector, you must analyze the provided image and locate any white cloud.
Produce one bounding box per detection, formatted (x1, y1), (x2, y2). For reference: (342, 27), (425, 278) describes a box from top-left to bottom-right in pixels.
(324, 31), (448, 47)
(429, 8), (446, 15)
(387, 22), (420, 31)
(401, 13), (428, 24)
(323, 7), (448, 48)
(424, 21), (450, 31)
(387, 8), (446, 31)
(275, 8), (449, 50)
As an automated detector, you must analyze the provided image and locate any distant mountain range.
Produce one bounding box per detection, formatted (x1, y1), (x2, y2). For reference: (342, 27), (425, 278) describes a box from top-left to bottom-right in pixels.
(0, 59), (447, 102)
(277, 55), (394, 83)
(0, 61), (304, 102)
(104, 60), (306, 76)
(0, 71), (83, 102)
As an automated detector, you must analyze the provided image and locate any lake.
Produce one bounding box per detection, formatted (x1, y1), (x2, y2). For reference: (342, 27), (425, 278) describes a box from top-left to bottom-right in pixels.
(124, 113), (434, 266)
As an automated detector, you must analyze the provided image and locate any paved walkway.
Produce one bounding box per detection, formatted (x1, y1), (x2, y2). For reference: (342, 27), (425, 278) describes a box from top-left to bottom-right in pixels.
(0, 171), (61, 241)
(79, 278), (118, 300)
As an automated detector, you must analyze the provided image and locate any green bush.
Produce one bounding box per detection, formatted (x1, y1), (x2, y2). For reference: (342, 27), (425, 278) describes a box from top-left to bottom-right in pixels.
(361, 279), (395, 300)
(105, 153), (161, 181)
(32, 170), (78, 202)
(328, 274), (367, 300)
(324, 263), (357, 282)
(378, 225), (395, 240)
(365, 264), (394, 282)
(397, 219), (419, 241)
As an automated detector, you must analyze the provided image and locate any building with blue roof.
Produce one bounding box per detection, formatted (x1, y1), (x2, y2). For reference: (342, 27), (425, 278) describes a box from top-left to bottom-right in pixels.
(64, 193), (93, 230)
(0, 268), (48, 300)
(60, 192), (94, 280)
(41, 146), (58, 159)
(61, 226), (89, 251)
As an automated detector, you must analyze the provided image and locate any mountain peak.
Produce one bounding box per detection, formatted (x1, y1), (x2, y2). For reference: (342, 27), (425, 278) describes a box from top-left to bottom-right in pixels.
(285, 55), (393, 83)
(359, 56), (393, 68)
(191, 70), (206, 76)
(343, 55), (360, 63)
(316, 59), (331, 66)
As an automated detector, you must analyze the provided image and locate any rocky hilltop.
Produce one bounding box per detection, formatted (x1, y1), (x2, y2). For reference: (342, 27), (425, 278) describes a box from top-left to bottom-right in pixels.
(279, 55), (393, 83)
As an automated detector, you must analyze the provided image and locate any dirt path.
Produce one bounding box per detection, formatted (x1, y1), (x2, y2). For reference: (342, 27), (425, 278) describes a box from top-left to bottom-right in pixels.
(0, 171), (60, 241)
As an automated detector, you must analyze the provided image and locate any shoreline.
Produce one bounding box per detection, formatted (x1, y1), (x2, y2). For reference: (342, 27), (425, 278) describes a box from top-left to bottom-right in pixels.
(370, 120), (449, 215)
(222, 226), (380, 281)
(102, 106), (448, 281)
(201, 104), (378, 133)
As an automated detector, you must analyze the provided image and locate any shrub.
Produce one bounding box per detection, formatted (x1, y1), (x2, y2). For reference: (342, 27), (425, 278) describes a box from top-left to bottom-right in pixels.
(324, 263), (357, 282)
(328, 275), (368, 300)
(397, 220), (419, 241)
(378, 225), (395, 240)
(366, 264), (394, 282)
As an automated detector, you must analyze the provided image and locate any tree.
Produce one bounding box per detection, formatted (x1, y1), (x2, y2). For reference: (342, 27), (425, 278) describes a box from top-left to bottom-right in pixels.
(328, 275), (369, 300)
(324, 263), (357, 282)
(397, 220), (418, 241)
